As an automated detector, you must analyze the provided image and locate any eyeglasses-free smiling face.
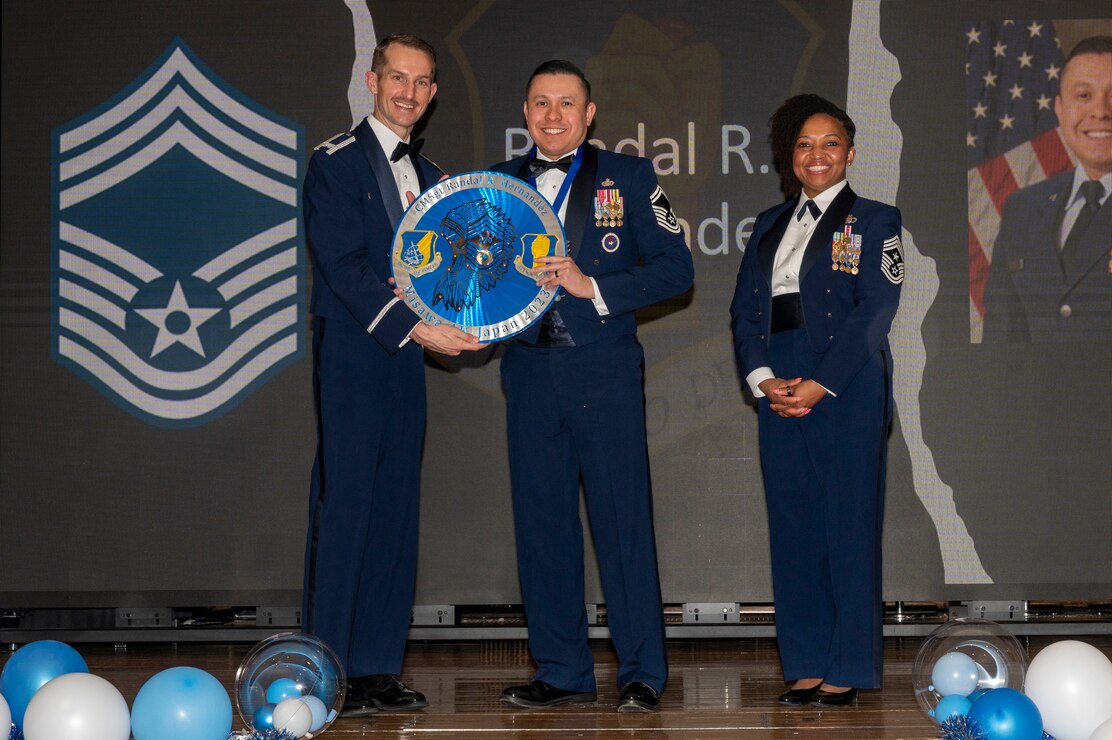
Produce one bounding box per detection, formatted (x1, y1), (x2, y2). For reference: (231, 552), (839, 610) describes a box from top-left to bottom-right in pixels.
(524, 73), (597, 160)
(366, 43), (437, 139)
(792, 113), (856, 199)
(1056, 52), (1112, 179)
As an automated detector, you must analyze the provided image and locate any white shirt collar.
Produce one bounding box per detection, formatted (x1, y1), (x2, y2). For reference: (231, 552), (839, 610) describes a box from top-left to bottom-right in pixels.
(536, 146), (580, 163)
(799, 178), (850, 214)
(1067, 167), (1112, 207)
(366, 115), (410, 160)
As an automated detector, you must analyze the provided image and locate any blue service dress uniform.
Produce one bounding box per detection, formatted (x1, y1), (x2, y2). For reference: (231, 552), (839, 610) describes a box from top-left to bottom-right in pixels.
(489, 144), (693, 693)
(301, 118), (443, 677)
(982, 169), (1111, 343)
(730, 185), (903, 688)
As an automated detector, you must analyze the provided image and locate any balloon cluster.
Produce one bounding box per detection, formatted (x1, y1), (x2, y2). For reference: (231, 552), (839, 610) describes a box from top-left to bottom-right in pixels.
(233, 632), (345, 739)
(1, 634), (346, 740)
(913, 620), (1112, 740)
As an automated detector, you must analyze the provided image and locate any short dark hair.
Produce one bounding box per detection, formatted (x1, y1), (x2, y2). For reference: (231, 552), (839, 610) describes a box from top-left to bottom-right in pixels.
(371, 33), (437, 81)
(1063, 35), (1112, 74)
(526, 60), (591, 101)
(768, 94), (856, 196)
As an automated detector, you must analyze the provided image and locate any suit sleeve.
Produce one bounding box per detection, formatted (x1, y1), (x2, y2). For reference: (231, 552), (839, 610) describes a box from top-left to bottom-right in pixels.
(591, 159), (694, 315)
(304, 150), (419, 353)
(730, 210), (774, 379)
(981, 193), (1031, 342)
(812, 205), (903, 395)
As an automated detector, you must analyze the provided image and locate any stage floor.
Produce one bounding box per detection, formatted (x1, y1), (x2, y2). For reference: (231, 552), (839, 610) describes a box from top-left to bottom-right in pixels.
(61, 635), (1112, 738)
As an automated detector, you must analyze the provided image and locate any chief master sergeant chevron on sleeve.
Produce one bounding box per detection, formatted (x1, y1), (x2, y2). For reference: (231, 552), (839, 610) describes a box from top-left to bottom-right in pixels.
(300, 32), (479, 718)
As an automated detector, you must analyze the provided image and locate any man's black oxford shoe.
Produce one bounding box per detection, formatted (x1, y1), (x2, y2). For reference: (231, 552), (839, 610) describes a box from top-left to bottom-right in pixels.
(811, 687), (858, 707)
(617, 681), (660, 712)
(350, 674), (428, 711)
(777, 683), (824, 705)
(500, 680), (597, 708)
(340, 681), (379, 717)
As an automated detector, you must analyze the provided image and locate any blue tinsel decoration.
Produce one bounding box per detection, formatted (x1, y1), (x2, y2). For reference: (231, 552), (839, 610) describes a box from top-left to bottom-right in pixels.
(228, 730), (298, 740)
(1043, 734), (1055, 740)
(939, 715), (987, 740)
(9, 725), (23, 740)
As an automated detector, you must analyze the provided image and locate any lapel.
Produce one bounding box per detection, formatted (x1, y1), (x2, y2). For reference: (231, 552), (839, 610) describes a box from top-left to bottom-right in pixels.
(758, 203), (794, 282)
(564, 144), (598, 260)
(800, 184), (857, 281)
(354, 118), (405, 228)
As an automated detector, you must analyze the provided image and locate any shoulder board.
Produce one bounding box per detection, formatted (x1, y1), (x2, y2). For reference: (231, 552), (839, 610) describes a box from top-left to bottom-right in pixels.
(315, 131), (356, 155)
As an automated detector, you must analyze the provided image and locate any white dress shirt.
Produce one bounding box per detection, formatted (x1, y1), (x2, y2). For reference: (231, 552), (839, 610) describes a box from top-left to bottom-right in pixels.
(367, 115), (420, 209)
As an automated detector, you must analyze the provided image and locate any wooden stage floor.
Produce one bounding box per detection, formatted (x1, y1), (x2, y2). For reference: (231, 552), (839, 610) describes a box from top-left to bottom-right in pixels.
(66, 635), (1112, 738)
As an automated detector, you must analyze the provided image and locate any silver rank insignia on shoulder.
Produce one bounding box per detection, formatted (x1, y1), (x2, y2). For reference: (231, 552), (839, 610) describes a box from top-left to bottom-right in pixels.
(594, 188), (624, 227)
(317, 131), (356, 155)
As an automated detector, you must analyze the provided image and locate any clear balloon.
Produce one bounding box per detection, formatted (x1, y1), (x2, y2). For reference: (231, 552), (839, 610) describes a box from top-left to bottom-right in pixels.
(1024, 640), (1112, 740)
(912, 618), (1027, 720)
(22, 673), (130, 740)
(0, 640), (89, 729)
(234, 632), (345, 737)
(131, 666), (232, 740)
(967, 688), (1043, 740)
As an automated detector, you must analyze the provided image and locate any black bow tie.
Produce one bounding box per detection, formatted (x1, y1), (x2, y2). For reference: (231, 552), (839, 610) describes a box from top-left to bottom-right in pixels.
(390, 138), (424, 163)
(529, 155), (574, 178)
(796, 199), (821, 221)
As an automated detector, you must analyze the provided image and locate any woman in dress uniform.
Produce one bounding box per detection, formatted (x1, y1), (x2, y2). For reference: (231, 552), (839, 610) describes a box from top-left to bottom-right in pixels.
(730, 94), (904, 707)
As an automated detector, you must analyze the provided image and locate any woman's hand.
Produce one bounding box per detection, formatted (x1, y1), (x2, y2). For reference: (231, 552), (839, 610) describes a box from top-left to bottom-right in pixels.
(758, 377), (827, 418)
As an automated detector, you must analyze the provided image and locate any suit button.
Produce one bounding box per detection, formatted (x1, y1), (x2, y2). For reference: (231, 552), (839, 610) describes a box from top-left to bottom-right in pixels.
(556, 295), (563, 301)
(757, 311), (762, 317)
(753, 288), (758, 293)
(826, 288), (831, 294)
(601, 319), (606, 324)
(828, 335), (834, 341)
(826, 312), (832, 318)
(1060, 304), (1072, 318)
(593, 259), (600, 266)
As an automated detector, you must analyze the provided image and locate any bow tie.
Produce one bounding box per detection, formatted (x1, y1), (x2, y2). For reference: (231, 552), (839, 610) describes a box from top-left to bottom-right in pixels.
(390, 138), (424, 163)
(796, 199), (821, 221)
(529, 155), (574, 178)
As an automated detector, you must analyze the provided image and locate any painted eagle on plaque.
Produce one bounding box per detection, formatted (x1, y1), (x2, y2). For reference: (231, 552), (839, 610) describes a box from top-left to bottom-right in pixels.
(392, 172), (566, 343)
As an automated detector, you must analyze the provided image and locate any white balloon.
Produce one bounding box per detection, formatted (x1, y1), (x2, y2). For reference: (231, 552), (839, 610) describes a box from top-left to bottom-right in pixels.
(1025, 640), (1112, 740)
(300, 695), (328, 731)
(1091, 717), (1112, 740)
(0, 692), (11, 733)
(273, 696), (313, 738)
(22, 673), (130, 740)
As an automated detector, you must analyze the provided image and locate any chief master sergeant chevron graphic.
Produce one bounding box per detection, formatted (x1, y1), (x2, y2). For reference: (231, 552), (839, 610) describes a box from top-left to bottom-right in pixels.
(51, 39), (306, 427)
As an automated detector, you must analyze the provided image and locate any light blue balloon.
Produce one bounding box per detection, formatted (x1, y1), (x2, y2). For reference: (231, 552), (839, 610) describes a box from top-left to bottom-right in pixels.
(301, 695), (328, 731)
(933, 694), (973, 724)
(131, 666), (232, 740)
(967, 687), (1042, 740)
(0, 640), (88, 728)
(932, 651), (980, 697)
(266, 677), (302, 704)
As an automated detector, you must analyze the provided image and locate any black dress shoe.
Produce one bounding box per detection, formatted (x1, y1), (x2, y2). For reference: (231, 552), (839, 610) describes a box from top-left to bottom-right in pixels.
(340, 681), (379, 718)
(617, 682), (660, 712)
(777, 683), (824, 705)
(501, 680), (597, 708)
(811, 687), (858, 707)
(350, 674), (428, 711)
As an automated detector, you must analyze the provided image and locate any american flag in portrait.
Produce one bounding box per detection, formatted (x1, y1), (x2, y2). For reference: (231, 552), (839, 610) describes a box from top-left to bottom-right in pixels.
(966, 19), (1072, 342)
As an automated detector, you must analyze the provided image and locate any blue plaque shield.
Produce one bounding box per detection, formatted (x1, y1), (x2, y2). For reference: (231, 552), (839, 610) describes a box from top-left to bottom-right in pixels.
(392, 172), (566, 343)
